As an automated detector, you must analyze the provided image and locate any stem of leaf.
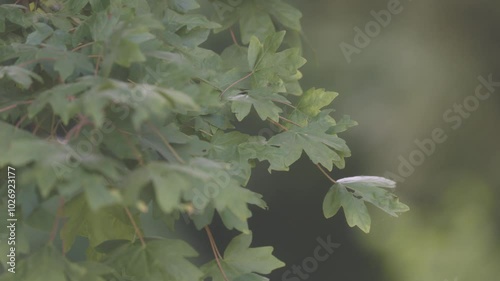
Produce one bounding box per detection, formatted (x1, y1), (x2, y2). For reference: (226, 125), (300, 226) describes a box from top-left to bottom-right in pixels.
(205, 226), (229, 281)
(125, 207), (146, 248)
(64, 115), (89, 142)
(15, 114), (28, 128)
(272, 99), (296, 109)
(49, 197), (65, 244)
(279, 116), (302, 127)
(0, 100), (32, 114)
(148, 123), (186, 164)
(316, 164), (337, 184)
(119, 130), (144, 166)
(230, 28), (239, 46)
(267, 119), (338, 185)
(71, 41), (95, 52)
(198, 129), (214, 137)
(193, 77), (222, 92)
(268, 118), (288, 131)
(219, 71), (254, 99)
(94, 54), (102, 76)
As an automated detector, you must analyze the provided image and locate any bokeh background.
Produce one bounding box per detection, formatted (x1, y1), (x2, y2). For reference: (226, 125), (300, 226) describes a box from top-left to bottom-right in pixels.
(196, 1), (500, 281)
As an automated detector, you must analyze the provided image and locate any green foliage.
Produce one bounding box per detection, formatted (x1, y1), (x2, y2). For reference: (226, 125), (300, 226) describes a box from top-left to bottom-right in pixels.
(202, 233), (285, 281)
(0, 0), (408, 280)
(323, 177), (409, 233)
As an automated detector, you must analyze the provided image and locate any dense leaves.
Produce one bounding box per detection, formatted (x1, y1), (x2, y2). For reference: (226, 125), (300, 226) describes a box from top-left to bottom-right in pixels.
(0, 0), (408, 280)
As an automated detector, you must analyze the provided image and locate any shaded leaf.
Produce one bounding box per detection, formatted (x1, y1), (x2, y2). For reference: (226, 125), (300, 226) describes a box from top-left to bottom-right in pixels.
(61, 194), (136, 251)
(323, 183), (371, 233)
(105, 239), (203, 281)
(202, 233), (284, 281)
(338, 176), (410, 217)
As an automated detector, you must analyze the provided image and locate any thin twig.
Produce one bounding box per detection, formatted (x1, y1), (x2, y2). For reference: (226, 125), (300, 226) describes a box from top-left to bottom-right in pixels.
(198, 129), (213, 137)
(125, 207), (146, 248)
(205, 226), (223, 259)
(229, 28), (239, 46)
(219, 71), (253, 99)
(117, 129), (134, 135)
(0, 104), (17, 113)
(120, 131), (144, 166)
(64, 115), (89, 142)
(205, 226), (229, 281)
(50, 119), (62, 139)
(193, 77), (222, 92)
(316, 164), (337, 184)
(15, 114), (28, 128)
(32, 116), (46, 136)
(0, 100), (32, 113)
(71, 41), (95, 52)
(94, 54), (102, 76)
(279, 116), (302, 127)
(268, 118), (288, 132)
(271, 98), (296, 109)
(148, 123), (186, 164)
(32, 123), (42, 136)
(49, 197), (65, 243)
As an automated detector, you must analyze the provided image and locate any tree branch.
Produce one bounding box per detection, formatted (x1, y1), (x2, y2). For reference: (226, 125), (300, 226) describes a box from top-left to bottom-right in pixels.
(125, 207), (146, 248)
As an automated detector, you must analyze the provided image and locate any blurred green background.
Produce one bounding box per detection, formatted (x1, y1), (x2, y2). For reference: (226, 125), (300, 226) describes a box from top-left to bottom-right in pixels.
(215, 1), (500, 280)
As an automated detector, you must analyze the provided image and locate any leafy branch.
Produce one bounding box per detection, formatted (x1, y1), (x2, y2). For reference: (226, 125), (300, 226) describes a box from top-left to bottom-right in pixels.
(0, 1), (409, 280)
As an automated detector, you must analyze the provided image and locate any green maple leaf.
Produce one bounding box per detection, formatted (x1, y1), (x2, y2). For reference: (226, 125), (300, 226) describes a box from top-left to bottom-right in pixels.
(105, 239), (203, 281)
(202, 233), (285, 281)
(184, 159), (267, 233)
(296, 88), (338, 117)
(262, 0), (303, 32)
(212, 0), (302, 44)
(0, 66), (43, 89)
(268, 117), (351, 171)
(248, 32), (306, 94)
(323, 177), (409, 233)
(28, 77), (198, 129)
(0, 245), (114, 281)
(122, 162), (196, 214)
(60, 194), (137, 251)
(169, 0), (200, 13)
(208, 131), (253, 183)
(322, 183), (371, 233)
(229, 88), (288, 122)
(337, 176), (410, 216)
(239, 2), (274, 44)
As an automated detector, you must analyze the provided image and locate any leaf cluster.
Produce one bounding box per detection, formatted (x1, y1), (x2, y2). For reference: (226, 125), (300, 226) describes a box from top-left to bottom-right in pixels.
(0, 1), (408, 280)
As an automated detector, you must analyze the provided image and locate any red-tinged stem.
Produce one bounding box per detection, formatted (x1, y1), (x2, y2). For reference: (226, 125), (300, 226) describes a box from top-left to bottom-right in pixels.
(230, 28), (239, 46)
(205, 226), (229, 281)
(71, 41), (95, 52)
(219, 71), (253, 99)
(49, 197), (65, 243)
(148, 122), (186, 164)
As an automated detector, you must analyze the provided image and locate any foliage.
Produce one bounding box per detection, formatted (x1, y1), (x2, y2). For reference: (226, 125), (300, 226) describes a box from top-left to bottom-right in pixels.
(0, 0), (408, 280)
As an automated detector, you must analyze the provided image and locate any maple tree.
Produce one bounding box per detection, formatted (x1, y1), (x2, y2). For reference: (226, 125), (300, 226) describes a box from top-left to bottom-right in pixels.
(0, 1), (409, 280)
